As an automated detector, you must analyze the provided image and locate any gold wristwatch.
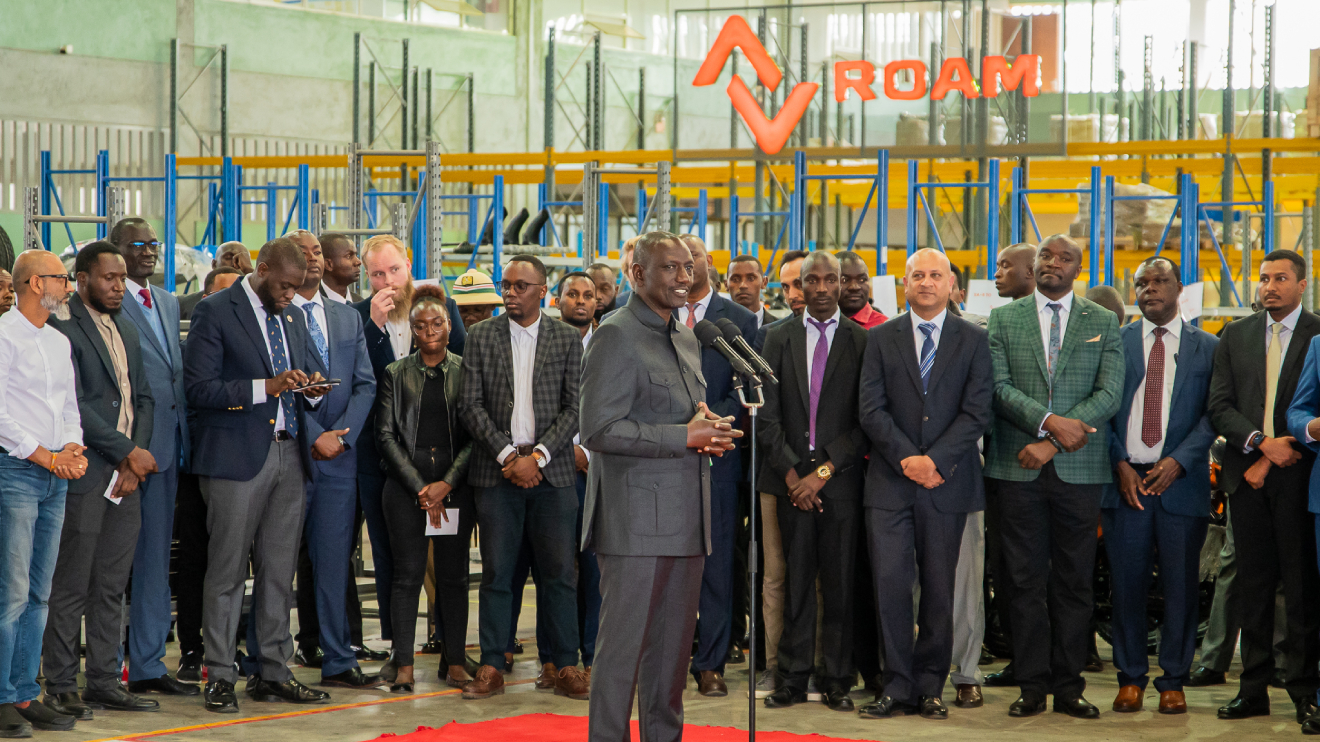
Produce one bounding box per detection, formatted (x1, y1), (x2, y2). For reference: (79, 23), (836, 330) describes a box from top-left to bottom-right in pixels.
(815, 464), (833, 481)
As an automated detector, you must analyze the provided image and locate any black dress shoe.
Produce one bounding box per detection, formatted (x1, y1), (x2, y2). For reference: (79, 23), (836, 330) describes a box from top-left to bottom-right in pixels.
(919, 696), (949, 720)
(1218, 695), (1270, 719)
(0, 704), (30, 738)
(42, 693), (91, 721)
(984, 664), (1016, 687)
(1085, 653), (1104, 673)
(764, 687), (807, 708)
(177, 650), (203, 682)
(725, 644), (746, 665)
(247, 678), (330, 704)
(1271, 669), (1288, 690)
(823, 685), (854, 712)
(352, 645), (389, 662)
(81, 686), (160, 712)
(418, 635), (444, 655)
(321, 668), (385, 689)
(1186, 667), (1226, 687)
(1008, 695), (1047, 717)
(858, 695), (917, 719)
(1298, 698), (1320, 724)
(1303, 712), (1320, 735)
(512, 638), (524, 655)
(14, 703), (73, 731)
(204, 680), (238, 714)
(128, 674), (201, 696)
(295, 645), (323, 668)
(390, 682), (414, 694)
(1053, 695), (1100, 719)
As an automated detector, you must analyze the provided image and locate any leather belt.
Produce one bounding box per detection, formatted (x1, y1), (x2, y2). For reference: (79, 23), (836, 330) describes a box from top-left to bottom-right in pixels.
(273, 430), (293, 442)
(514, 444), (537, 457)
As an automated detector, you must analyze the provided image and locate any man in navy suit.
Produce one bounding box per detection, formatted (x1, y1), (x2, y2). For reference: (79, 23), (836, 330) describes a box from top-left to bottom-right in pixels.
(857, 249), (993, 720)
(676, 235), (758, 696)
(107, 219), (198, 698)
(1104, 257), (1217, 715)
(184, 237), (332, 713)
(281, 231), (379, 687)
(352, 236), (465, 646)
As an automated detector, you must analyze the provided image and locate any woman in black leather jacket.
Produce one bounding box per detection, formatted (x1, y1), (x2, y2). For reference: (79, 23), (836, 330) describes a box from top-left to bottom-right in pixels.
(375, 286), (473, 692)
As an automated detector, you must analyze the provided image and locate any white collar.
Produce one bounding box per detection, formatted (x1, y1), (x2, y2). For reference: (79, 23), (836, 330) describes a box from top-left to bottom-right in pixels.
(510, 312), (542, 338)
(1, 308), (42, 335)
(687, 288), (714, 312)
(293, 292), (323, 310)
(1034, 289), (1074, 314)
(581, 325), (593, 349)
(802, 308), (842, 328)
(1141, 316), (1182, 341)
(912, 308), (948, 333)
(1268, 304), (1304, 331)
(321, 282), (349, 304)
(125, 278), (150, 300)
(242, 275), (267, 316)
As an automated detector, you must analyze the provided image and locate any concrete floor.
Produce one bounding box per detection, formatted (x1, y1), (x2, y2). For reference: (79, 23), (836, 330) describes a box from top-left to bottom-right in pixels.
(56, 585), (1305, 742)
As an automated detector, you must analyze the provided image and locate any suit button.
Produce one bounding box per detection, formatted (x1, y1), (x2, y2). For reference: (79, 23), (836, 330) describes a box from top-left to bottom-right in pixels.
(112, 401), (119, 407)
(804, 432), (809, 438)
(270, 419), (276, 424)
(171, 405), (176, 410)
(923, 416), (929, 421)
(508, 401), (514, 408)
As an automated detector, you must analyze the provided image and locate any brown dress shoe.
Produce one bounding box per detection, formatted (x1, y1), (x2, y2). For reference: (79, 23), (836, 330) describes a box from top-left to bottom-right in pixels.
(461, 666), (505, 699)
(535, 663), (558, 691)
(1158, 690), (1187, 715)
(555, 666), (590, 700)
(1112, 684), (1143, 712)
(954, 684), (983, 708)
(697, 671), (728, 697)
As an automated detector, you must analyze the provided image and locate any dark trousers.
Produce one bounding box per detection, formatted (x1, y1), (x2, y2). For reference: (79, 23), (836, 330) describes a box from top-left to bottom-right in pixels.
(775, 495), (860, 691)
(295, 505), (365, 650)
(993, 463), (1101, 700)
(383, 478), (475, 667)
(1230, 472), (1320, 704)
(127, 463), (179, 682)
(853, 531), (883, 686)
(358, 465), (394, 642)
(983, 477), (1013, 659)
(589, 555), (703, 742)
(297, 474), (360, 676)
(42, 491), (141, 695)
(868, 499), (966, 703)
(508, 537), (548, 662)
(691, 480), (737, 676)
(575, 471), (601, 667)
(173, 471), (207, 656)
(1102, 494), (1208, 693)
(475, 480), (579, 669)
(730, 482), (751, 653)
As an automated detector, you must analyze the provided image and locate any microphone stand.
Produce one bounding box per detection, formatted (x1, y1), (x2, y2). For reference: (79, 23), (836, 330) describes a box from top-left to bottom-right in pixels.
(735, 378), (764, 742)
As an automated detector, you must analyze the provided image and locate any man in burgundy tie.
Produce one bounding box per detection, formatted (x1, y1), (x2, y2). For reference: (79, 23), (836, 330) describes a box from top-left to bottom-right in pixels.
(757, 251), (869, 711)
(1102, 257), (1218, 715)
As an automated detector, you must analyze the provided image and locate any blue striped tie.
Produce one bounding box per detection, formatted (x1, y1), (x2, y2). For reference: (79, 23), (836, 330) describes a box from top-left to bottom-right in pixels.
(918, 322), (937, 393)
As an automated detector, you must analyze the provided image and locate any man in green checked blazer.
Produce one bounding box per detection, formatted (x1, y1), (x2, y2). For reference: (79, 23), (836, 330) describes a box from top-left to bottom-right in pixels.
(985, 235), (1124, 720)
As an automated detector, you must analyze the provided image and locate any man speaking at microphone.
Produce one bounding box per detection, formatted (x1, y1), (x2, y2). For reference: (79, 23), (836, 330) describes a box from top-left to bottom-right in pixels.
(580, 231), (741, 742)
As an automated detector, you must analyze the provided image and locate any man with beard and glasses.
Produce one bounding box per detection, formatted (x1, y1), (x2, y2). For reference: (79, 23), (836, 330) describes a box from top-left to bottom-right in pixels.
(587, 263), (617, 320)
(0, 249), (87, 737)
(0, 269), (14, 315)
(581, 231), (740, 742)
(42, 242), (158, 726)
(353, 236), (465, 659)
(727, 254), (769, 328)
(675, 234), (757, 697)
(985, 234), (1123, 719)
(185, 237), (331, 713)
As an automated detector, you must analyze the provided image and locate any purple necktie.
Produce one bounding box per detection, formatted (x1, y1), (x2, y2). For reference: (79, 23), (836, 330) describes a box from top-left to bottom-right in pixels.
(807, 317), (835, 449)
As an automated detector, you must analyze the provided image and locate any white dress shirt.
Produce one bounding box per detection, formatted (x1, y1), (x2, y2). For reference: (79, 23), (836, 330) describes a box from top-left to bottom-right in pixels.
(1256, 303), (1304, 448)
(573, 325), (593, 460)
(243, 275), (318, 432)
(677, 289), (714, 327)
(0, 310), (82, 459)
(910, 308), (948, 359)
(321, 282), (350, 305)
(754, 306), (765, 329)
(803, 308), (842, 384)
(293, 292), (328, 349)
(496, 314), (551, 465)
(1125, 318), (1181, 464)
(1034, 289), (1074, 432)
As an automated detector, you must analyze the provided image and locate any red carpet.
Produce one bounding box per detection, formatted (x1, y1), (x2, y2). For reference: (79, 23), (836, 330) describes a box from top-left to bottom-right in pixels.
(369, 713), (870, 742)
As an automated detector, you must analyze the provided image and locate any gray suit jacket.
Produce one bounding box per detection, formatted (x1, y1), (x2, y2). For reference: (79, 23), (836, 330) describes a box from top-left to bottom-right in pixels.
(119, 285), (189, 472)
(580, 294), (711, 557)
(51, 294), (154, 496)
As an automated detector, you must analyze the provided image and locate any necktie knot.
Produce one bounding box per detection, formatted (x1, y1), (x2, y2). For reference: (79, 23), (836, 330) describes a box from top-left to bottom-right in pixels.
(684, 303), (698, 329)
(1153, 326), (1167, 338)
(1047, 301), (1061, 315)
(139, 288), (152, 309)
(919, 322), (936, 338)
(1272, 322), (1283, 338)
(808, 317), (835, 332)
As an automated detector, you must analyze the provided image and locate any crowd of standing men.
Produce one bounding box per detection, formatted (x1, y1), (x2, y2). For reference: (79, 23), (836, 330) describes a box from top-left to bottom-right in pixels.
(0, 220), (1317, 740)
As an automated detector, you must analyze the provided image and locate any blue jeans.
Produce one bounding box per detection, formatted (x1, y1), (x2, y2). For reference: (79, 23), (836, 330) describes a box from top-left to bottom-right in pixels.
(0, 457), (67, 704)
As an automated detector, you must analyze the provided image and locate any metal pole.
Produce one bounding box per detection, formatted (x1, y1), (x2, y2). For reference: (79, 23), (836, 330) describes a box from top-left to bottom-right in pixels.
(1188, 41), (1198, 138)
(1262, 4), (1275, 183)
(1142, 36), (1153, 141)
(425, 68), (433, 140)
(220, 44), (229, 159)
(657, 160), (672, 232)
(368, 62), (376, 146)
(401, 39), (410, 150)
(169, 39), (179, 154)
(164, 153), (177, 291)
(860, 9), (867, 149)
(638, 67), (646, 150)
(593, 32), (603, 151)
(1223, 0), (1235, 252)
(467, 73), (475, 154)
(731, 50), (740, 148)
(353, 32), (361, 145)
(545, 27), (556, 152)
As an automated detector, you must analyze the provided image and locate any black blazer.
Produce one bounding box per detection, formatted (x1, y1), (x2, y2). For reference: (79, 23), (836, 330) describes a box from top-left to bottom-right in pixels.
(1209, 308), (1320, 493)
(51, 294), (155, 496)
(352, 293), (465, 473)
(183, 280), (316, 482)
(858, 313), (992, 513)
(697, 294), (758, 483)
(758, 313), (869, 499)
(376, 351), (472, 495)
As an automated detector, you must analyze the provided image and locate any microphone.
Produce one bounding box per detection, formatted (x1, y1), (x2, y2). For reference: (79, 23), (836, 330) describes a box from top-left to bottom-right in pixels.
(714, 317), (778, 385)
(693, 320), (759, 380)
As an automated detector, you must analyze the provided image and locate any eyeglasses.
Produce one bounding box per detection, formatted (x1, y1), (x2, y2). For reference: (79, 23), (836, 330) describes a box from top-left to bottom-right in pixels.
(126, 241), (161, 250)
(35, 274), (70, 285)
(410, 319), (448, 334)
(500, 281), (546, 295)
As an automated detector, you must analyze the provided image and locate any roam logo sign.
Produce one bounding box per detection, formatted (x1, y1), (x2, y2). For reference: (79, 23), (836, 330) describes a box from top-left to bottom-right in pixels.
(692, 15), (1042, 155)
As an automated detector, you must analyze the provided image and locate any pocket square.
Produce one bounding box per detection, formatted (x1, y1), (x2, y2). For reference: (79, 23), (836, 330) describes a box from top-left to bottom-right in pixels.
(1085, 335), (1102, 342)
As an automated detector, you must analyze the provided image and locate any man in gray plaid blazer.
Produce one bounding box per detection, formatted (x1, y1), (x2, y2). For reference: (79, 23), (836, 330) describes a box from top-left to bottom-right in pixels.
(457, 255), (587, 700)
(985, 235), (1124, 719)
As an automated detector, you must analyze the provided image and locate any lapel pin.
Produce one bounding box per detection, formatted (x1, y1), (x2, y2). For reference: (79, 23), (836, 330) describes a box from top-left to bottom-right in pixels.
(286, 315), (292, 322)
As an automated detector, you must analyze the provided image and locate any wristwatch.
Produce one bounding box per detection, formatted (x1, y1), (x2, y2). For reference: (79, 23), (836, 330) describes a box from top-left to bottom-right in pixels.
(531, 450), (548, 469)
(815, 464), (833, 481)
(1248, 431), (1266, 450)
